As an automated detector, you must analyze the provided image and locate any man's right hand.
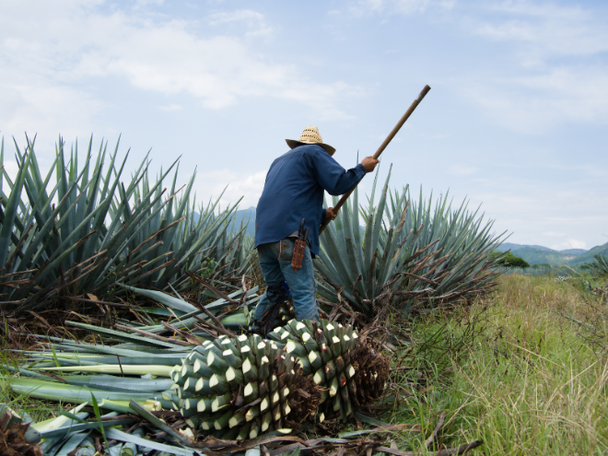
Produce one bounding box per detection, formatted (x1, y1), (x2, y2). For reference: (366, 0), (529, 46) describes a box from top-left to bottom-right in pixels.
(361, 156), (379, 173)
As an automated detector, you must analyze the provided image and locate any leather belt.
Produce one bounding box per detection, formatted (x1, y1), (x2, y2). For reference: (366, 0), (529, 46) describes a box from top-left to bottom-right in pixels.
(285, 229), (315, 259)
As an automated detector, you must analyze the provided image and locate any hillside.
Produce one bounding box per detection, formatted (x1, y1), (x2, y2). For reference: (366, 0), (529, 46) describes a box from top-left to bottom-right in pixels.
(496, 243), (553, 253)
(497, 241), (608, 266)
(506, 247), (581, 265)
(561, 249), (587, 256)
(569, 242), (608, 266)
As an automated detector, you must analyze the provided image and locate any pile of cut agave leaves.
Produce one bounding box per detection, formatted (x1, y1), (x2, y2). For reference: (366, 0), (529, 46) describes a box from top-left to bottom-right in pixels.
(2, 283), (395, 456)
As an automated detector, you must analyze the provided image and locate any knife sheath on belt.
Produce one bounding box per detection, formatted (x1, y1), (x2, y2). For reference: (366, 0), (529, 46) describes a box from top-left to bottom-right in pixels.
(291, 219), (309, 271)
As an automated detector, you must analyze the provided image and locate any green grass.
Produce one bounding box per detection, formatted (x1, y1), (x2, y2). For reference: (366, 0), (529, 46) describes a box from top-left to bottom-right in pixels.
(388, 274), (608, 454)
(0, 338), (62, 423)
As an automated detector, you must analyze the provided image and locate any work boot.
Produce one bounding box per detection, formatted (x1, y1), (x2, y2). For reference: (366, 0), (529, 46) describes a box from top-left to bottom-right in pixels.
(249, 302), (280, 337)
(249, 281), (291, 337)
(248, 320), (266, 337)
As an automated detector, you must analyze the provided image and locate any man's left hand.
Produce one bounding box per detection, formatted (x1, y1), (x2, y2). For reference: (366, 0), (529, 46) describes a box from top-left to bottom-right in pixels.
(326, 207), (339, 221)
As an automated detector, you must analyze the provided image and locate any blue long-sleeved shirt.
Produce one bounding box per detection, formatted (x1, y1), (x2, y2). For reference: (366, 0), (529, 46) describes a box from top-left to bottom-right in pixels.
(255, 144), (366, 255)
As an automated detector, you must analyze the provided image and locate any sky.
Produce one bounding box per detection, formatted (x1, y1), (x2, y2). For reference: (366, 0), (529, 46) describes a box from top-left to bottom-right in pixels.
(1, 0), (607, 251)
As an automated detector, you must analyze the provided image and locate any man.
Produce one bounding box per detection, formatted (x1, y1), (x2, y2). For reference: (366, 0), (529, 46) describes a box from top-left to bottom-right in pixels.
(250, 126), (379, 334)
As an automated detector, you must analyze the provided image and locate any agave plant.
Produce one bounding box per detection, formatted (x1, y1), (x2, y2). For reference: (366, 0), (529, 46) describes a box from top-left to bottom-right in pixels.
(0, 135), (252, 315)
(315, 166), (506, 318)
(586, 254), (608, 277)
(315, 167), (420, 316)
(389, 188), (506, 310)
(5, 286), (259, 416)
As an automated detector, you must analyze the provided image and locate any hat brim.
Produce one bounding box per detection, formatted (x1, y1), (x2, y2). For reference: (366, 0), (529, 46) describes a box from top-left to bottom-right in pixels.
(285, 139), (336, 156)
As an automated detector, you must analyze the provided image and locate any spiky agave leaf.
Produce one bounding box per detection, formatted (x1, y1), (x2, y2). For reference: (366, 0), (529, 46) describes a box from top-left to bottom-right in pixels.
(587, 254), (608, 277)
(0, 135), (254, 316)
(384, 186), (507, 312)
(316, 166), (507, 318)
(315, 166), (422, 315)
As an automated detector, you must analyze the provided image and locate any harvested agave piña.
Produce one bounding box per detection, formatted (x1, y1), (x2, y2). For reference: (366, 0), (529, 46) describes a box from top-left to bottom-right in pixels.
(168, 333), (321, 439)
(267, 319), (389, 423)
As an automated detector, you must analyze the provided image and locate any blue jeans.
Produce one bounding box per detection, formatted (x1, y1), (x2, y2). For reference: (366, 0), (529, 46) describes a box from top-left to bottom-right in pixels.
(255, 239), (319, 322)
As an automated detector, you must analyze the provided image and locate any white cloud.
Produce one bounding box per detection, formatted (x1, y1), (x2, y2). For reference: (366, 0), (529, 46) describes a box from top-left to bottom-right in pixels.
(352, 0), (453, 15)
(459, 172), (608, 249)
(0, 80), (104, 143)
(0, 0), (360, 139)
(460, 66), (608, 132)
(0, 87), (26, 127)
(135, 0), (165, 8)
(160, 104), (183, 112)
(195, 169), (266, 209)
(475, 2), (608, 60)
(208, 9), (262, 25)
(439, 0), (456, 10)
(208, 9), (273, 36)
(449, 164), (479, 176)
(543, 231), (565, 238)
(455, 2), (608, 132)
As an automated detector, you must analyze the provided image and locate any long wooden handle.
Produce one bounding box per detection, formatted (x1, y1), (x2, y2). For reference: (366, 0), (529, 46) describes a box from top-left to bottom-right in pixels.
(320, 84), (431, 234)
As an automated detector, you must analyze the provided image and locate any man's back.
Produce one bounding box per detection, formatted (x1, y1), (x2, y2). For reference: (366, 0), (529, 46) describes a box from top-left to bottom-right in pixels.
(255, 145), (326, 256)
(255, 144), (366, 256)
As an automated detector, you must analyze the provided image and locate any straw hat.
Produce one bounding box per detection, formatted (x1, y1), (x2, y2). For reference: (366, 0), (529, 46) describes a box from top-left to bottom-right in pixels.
(286, 125), (336, 156)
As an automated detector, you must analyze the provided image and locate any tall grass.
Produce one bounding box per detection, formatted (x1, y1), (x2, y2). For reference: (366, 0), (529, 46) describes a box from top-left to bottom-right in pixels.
(390, 274), (608, 454)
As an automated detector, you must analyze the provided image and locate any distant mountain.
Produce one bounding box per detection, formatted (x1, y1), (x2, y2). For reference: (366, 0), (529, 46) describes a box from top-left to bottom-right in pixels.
(506, 247), (580, 266)
(497, 241), (608, 266)
(569, 243), (608, 266)
(561, 249), (587, 256)
(495, 243), (553, 252)
(231, 207), (256, 238)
